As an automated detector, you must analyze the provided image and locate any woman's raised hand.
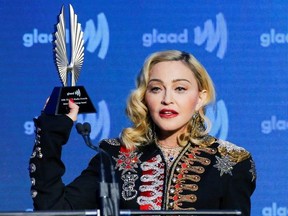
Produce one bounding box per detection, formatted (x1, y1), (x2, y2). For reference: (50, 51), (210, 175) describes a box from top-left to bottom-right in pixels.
(66, 99), (79, 122)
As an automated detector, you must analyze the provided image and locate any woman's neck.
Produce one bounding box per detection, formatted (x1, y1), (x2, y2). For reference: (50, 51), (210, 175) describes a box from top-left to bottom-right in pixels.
(156, 125), (188, 148)
(157, 132), (179, 148)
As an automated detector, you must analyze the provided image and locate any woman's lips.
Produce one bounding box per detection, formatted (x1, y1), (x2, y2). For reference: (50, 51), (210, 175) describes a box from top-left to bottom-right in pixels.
(159, 109), (178, 118)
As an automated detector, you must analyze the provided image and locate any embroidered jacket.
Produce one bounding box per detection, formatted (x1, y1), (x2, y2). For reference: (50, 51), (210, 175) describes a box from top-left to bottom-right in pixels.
(29, 114), (256, 216)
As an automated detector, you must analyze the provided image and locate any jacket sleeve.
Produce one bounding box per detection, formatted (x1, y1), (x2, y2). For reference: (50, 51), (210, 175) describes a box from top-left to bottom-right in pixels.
(29, 113), (101, 210)
(221, 156), (257, 216)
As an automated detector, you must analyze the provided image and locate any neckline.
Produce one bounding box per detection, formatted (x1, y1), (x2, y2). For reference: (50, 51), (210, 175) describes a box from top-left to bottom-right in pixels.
(157, 143), (183, 169)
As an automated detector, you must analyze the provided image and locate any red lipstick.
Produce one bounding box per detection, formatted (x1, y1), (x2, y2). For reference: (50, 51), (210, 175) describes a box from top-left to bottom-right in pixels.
(159, 109), (178, 118)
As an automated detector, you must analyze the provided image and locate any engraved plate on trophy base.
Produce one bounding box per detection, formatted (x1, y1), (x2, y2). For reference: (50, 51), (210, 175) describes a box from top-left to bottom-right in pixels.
(44, 86), (96, 115)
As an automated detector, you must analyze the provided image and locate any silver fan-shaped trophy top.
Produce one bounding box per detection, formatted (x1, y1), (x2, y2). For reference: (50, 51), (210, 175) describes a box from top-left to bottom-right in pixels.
(54, 4), (84, 87)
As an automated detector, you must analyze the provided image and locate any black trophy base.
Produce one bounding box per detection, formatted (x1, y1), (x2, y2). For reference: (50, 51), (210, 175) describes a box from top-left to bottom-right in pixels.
(44, 86), (96, 115)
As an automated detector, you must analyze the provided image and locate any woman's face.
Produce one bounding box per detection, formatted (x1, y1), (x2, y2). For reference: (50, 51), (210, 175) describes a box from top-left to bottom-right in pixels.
(144, 60), (206, 138)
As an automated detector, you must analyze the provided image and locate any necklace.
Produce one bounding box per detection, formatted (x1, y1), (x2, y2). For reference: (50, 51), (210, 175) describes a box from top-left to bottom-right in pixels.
(157, 144), (183, 169)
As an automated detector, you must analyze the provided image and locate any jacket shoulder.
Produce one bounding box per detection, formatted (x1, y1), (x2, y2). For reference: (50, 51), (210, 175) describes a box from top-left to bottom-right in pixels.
(216, 139), (251, 163)
(100, 138), (121, 146)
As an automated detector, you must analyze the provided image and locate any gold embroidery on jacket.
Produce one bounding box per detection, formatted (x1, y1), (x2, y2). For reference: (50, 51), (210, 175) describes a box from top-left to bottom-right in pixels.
(166, 144), (216, 210)
(217, 139), (250, 163)
(171, 194), (197, 210)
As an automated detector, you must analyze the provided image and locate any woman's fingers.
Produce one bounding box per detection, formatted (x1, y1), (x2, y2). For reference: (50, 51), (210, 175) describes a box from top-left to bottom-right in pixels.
(66, 98), (79, 121)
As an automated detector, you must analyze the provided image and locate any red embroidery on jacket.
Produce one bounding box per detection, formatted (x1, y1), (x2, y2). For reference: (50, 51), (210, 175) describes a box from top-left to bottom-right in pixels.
(113, 146), (142, 175)
(113, 146), (143, 201)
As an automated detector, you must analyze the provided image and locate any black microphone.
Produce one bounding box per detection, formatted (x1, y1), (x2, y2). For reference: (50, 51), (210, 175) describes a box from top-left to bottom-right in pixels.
(76, 123), (98, 151)
(76, 122), (119, 216)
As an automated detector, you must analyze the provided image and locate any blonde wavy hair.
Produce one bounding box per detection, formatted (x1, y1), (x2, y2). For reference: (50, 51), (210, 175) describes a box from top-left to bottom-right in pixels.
(121, 50), (215, 149)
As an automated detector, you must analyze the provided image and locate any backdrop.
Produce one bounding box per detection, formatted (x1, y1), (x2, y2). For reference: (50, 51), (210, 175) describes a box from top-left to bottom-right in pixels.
(0, 1), (287, 215)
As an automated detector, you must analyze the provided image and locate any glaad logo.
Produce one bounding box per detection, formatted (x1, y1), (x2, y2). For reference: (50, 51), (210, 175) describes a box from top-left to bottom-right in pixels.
(206, 100), (229, 140)
(260, 29), (288, 47)
(67, 89), (81, 97)
(83, 14), (109, 59)
(142, 29), (188, 47)
(262, 202), (288, 216)
(194, 13), (227, 59)
(142, 13), (227, 59)
(22, 29), (54, 47)
(75, 89), (81, 97)
(22, 13), (109, 59)
(77, 100), (110, 140)
(261, 115), (288, 134)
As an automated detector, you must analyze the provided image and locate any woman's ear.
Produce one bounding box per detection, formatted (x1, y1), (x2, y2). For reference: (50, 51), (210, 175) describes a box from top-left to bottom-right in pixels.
(195, 90), (207, 111)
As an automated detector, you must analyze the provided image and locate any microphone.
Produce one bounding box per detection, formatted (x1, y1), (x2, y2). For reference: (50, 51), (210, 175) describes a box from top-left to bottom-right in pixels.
(76, 122), (119, 216)
(75, 123), (98, 151)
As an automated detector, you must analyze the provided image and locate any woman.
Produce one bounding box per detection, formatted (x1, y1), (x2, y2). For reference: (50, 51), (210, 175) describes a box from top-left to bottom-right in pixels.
(29, 50), (256, 215)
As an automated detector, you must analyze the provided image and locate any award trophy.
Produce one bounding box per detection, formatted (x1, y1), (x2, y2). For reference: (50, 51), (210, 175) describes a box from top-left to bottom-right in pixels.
(44, 5), (96, 115)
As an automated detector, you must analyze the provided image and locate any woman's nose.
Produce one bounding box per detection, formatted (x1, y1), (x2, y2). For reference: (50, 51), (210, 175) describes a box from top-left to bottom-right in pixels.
(161, 90), (173, 105)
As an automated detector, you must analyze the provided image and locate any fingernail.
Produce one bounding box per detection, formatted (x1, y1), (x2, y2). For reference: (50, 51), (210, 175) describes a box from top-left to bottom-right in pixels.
(69, 98), (74, 103)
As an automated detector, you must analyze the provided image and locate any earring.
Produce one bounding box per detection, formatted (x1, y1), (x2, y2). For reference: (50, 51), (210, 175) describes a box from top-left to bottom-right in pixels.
(191, 111), (204, 138)
(148, 123), (157, 142)
(192, 111), (199, 120)
(148, 126), (153, 140)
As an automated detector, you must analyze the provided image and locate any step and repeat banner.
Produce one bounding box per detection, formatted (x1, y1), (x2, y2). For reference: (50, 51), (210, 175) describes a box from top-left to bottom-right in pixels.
(0, 1), (287, 215)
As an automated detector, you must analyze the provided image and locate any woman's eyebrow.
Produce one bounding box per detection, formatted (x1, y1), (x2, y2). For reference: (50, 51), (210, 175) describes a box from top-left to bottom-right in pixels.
(172, 78), (191, 84)
(147, 78), (163, 84)
(147, 78), (192, 85)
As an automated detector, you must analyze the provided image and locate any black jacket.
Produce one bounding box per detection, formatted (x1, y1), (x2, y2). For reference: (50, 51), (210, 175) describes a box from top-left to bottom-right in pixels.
(29, 114), (256, 215)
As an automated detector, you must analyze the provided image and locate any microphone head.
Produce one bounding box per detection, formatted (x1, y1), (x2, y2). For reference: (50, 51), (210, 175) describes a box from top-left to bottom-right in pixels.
(75, 123), (84, 134)
(83, 122), (91, 133)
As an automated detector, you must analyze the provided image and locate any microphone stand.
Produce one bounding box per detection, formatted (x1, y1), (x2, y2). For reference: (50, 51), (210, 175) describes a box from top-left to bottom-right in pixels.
(76, 123), (119, 216)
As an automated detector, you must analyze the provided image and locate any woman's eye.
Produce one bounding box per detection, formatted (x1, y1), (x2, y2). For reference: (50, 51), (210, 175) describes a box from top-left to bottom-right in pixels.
(150, 87), (161, 93)
(175, 86), (186, 92)
(151, 87), (161, 92)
